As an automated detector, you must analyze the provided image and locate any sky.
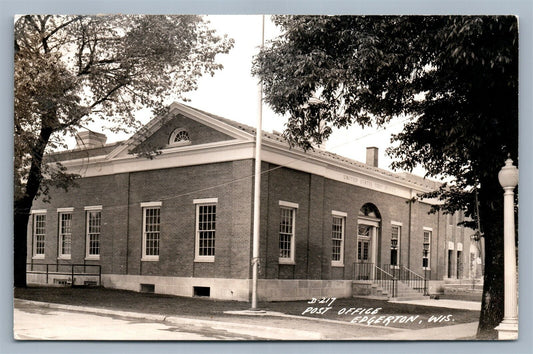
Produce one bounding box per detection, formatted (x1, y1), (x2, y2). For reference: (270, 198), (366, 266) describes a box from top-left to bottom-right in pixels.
(82, 15), (421, 175)
(185, 15), (411, 174)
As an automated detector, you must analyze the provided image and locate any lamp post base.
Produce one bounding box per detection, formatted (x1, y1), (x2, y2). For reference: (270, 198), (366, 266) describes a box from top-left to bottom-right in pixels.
(495, 318), (518, 340)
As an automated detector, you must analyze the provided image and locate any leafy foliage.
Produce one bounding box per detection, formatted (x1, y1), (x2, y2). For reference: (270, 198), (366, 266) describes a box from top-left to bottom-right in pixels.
(14, 14), (233, 201)
(253, 15), (517, 217)
(253, 15), (518, 338)
(13, 15), (233, 288)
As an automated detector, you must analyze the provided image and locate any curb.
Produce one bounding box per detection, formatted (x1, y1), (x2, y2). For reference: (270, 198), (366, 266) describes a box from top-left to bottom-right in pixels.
(15, 299), (323, 340)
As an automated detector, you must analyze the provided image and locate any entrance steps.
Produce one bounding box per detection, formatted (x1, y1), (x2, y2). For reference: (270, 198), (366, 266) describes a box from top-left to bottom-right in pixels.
(352, 280), (429, 301)
(391, 281), (429, 301)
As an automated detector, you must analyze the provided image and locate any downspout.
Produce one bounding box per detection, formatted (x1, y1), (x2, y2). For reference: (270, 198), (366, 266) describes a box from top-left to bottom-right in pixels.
(126, 172), (131, 275)
(407, 196), (412, 269)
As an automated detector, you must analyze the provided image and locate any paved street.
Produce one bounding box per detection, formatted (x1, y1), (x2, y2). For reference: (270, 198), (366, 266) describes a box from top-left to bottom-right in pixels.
(14, 302), (264, 340)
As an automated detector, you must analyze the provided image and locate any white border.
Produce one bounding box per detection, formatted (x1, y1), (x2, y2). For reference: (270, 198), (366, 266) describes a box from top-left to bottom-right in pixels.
(331, 213), (345, 267)
(140, 201), (162, 208)
(56, 207), (74, 212)
(193, 198), (218, 204)
(194, 200), (217, 263)
(85, 209), (102, 260)
(141, 205), (160, 262)
(423, 227), (432, 270)
(278, 203), (296, 264)
(84, 205), (103, 211)
(390, 221), (402, 268)
(331, 210), (347, 217)
(279, 200), (299, 209)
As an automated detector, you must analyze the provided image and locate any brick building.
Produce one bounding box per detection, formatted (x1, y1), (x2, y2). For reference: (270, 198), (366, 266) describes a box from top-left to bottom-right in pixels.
(26, 102), (482, 301)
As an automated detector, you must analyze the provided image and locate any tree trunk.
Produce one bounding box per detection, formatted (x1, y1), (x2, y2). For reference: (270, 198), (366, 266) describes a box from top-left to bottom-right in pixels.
(14, 198), (31, 288)
(13, 125), (53, 288)
(476, 179), (505, 339)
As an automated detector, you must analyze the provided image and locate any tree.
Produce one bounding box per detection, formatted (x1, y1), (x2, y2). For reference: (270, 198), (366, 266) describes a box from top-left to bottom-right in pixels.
(252, 15), (518, 339)
(14, 15), (233, 288)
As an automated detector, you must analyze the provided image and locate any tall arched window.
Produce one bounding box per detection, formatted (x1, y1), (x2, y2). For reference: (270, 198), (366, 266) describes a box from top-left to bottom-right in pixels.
(169, 128), (191, 146)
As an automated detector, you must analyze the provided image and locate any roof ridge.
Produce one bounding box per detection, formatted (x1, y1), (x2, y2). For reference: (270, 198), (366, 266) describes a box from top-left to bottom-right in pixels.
(177, 102), (441, 189)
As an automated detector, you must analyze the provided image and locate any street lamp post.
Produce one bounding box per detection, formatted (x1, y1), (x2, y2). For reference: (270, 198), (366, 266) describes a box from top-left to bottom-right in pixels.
(495, 157), (519, 340)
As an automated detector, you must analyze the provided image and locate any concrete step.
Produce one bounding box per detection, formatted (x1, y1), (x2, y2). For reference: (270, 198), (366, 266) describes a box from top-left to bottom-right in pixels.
(353, 295), (389, 301)
(390, 295), (430, 301)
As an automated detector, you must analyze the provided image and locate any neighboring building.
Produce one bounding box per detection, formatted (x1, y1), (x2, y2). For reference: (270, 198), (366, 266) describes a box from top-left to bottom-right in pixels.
(26, 102), (482, 301)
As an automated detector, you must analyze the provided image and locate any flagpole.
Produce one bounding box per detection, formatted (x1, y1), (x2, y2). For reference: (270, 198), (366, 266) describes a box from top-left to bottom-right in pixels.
(251, 15), (265, 310)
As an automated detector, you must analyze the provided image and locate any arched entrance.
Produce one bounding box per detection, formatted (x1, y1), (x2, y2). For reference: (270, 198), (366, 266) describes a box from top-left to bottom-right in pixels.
(355, 203), (381, 280)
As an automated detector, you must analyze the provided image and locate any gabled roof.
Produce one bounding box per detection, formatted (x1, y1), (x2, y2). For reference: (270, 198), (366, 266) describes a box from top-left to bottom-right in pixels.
(53, 101), (441, 192)
(180, 103), (441, 191)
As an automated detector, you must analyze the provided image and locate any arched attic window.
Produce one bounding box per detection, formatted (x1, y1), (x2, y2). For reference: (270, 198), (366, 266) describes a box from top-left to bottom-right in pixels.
(168, 128), (191, 147)
(359, 203), (381, 219)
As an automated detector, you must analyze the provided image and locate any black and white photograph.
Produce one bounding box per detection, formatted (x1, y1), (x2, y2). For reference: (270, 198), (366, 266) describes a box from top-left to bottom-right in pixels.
(10, 9), (525, 346)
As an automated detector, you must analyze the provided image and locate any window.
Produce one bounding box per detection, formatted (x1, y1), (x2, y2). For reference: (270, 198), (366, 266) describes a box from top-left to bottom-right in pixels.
(279, 201), (298, 264)
(58, 211), (73, 259)
(85, 206), (102, 259)
(331, 211), (346, 266)
(32, 211), (46, 258)
(391, 222), (401, 268)
(357, 224), (371, 261)
(169, 128), (191, 146)
(194, 198), (217, 262)
(423, 228), (432, 269)
(141, 202), (161, 261)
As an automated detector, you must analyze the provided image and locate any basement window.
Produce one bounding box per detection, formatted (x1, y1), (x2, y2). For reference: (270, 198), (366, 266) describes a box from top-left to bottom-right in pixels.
(140, 283), (155, 293)
(193, 286), (210, 297)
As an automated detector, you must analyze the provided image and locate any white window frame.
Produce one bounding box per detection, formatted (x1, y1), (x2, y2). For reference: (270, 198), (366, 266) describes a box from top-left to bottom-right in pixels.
(141, 202), (161, 261)
(194, 198), (218, 262)
(279, 201), (298, 264)
(390, 221), (402, 269)
(85, 206), (102, 260)
(58, 210), (73, 260)
(331, 211), (347, 267)
(423, 227), (432, 270)
(168, 128), (191, 147)
(31, 210), (46, 259)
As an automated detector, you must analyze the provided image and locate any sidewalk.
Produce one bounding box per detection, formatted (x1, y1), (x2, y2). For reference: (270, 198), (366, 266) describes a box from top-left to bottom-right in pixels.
(14, 297), (479, 341)
(388, 299), (481, 311)
(14, 287), (481, 340)
(14, 299), (323, 340)
(359, 321), (479, 340)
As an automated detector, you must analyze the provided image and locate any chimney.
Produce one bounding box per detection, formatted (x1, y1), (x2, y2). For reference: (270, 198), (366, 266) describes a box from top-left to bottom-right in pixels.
(75, 130), (107, 149)
(366, 147), (379, 167)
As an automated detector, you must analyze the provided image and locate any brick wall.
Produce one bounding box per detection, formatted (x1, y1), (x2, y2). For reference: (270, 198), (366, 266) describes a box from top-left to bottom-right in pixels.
(28, 160), (254, 281)
(260, 164), (448, 282)
(28, 157), (454, 290)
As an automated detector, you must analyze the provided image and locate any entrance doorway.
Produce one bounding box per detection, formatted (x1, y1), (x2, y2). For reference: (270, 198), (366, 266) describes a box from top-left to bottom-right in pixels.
(355, 203), (381, 280)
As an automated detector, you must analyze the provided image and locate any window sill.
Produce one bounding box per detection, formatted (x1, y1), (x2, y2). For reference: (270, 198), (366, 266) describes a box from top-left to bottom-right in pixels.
(331, 262), (344, 268)
(194, 256), (215, 263)
(32, 255), (45, 260)
(85, 256), (100, 261)
(141, 256), (159, 262)
(57, 255), (71, 260)
(279, 259), (295, 265)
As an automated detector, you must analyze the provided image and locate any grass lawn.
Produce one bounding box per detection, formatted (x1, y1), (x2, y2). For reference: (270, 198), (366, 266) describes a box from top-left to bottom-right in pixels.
(14, 286), (479, 330)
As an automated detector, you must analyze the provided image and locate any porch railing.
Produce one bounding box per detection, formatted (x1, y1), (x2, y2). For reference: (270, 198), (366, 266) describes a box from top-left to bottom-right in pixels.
(384, 264), (430, 295)
(374, 265), (397, 298)
(26, 263), (102, 287)
(353, 262), (374, 280)
(353, 262), (397, 297)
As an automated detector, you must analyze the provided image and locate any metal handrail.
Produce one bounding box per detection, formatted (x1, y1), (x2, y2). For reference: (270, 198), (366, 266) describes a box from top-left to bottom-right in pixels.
(26, 263), (101, 287)
(353, 262), (374, 280)
(384, 264), (429, 295)
(374, 265), (397, 298)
